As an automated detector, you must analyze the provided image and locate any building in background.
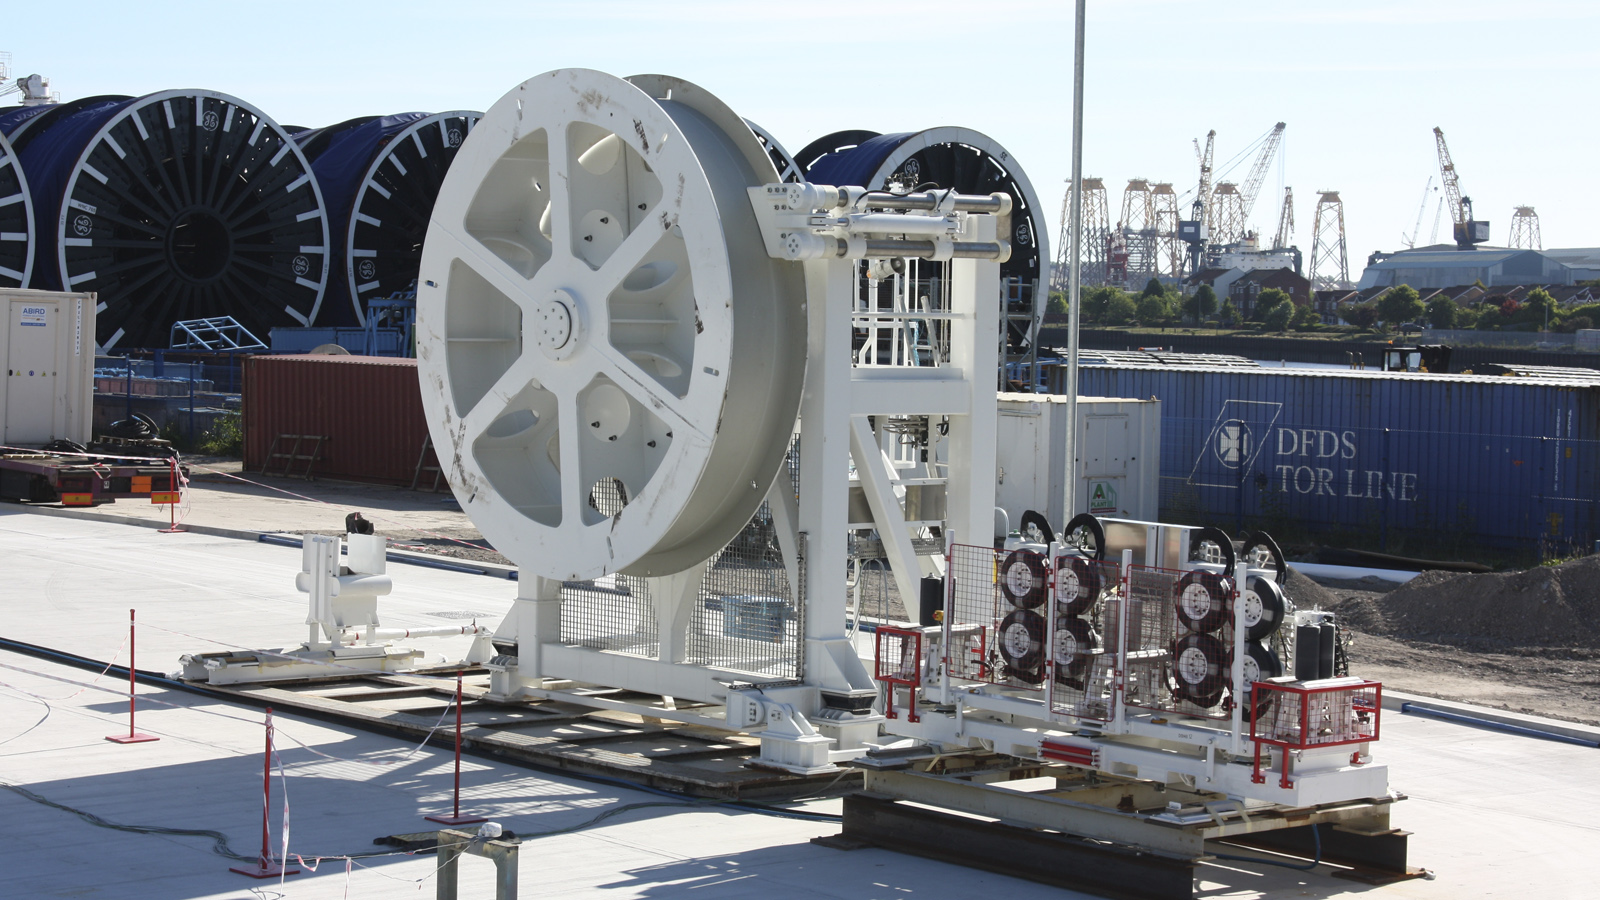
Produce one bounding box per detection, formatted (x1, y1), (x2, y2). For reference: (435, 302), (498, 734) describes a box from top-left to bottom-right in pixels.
(1541, 248), (1600, 282)
(1228, 268), (1311, 317)
(1359, 245), (1576, 289)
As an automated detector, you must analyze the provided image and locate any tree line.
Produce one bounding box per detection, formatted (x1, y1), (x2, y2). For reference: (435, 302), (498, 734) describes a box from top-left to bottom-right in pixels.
(1047, 278), (1317, 332)
(1048, 279), (1598, 335)
(1347, 284), (1596, 334)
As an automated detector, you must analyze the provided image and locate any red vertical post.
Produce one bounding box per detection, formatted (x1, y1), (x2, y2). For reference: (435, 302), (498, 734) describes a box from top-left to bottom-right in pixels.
(106, 609), (158, 744)
(232, 707), (298, 878)
(426, 672), (486, 826)
(159, 457), (185, 533)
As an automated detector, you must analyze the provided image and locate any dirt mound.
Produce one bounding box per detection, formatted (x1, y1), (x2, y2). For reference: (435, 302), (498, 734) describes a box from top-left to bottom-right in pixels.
(1280, 566), (1341, 610)
(1339, 556), (1600, 650)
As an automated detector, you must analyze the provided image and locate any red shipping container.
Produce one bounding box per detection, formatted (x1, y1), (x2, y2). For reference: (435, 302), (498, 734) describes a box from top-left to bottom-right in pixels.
(243, 355), (433, 486)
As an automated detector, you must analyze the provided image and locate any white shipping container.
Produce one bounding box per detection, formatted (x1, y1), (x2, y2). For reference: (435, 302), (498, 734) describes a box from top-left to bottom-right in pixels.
(995, 393), (1160, 536)
(1, 289), (97, 447)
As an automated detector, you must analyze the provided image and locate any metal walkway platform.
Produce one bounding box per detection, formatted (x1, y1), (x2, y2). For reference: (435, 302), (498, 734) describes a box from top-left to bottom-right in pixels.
(199, 671), (853, 800)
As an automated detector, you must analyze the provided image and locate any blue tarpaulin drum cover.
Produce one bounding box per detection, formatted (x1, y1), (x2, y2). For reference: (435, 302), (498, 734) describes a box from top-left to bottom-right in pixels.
(5, 90), (328, 349)
(295, 111), (481, 326)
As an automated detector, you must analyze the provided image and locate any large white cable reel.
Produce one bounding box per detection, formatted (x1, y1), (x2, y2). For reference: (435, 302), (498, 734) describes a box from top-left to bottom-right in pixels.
(417, 70), (806, 581)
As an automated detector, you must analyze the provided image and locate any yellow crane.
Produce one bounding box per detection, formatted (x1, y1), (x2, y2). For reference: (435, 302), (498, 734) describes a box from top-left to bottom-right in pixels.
(1433, 127), (1488, 249)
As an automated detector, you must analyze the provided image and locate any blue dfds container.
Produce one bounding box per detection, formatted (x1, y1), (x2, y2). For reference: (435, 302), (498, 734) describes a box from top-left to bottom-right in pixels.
(1056, 365), (1600, 555)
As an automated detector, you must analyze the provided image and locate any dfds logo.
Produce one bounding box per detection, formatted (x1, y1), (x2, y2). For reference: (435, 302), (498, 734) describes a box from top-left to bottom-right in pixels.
(1213, 419), (1251, 468)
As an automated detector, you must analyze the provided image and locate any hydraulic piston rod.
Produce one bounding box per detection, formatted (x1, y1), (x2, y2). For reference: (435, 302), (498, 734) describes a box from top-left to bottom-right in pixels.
(864, 239), (1011, 260)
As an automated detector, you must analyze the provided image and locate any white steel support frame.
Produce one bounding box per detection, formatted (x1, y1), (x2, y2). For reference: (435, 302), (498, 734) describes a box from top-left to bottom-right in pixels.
(475, 165), (1005, 771)
(849, 417), (926, 607)
(803, 215), (1002, 685)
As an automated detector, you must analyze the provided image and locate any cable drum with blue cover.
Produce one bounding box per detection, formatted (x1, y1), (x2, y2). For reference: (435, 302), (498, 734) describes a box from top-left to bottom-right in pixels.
(0, 95), (133, 149)
(4, 90), (328, 350)
(0, 128), (32, 287)
(792, 130), (882, 175)
(2, 97), (134, 291)
(798, 127), (1049, 360)
(295, 111), (482, 326)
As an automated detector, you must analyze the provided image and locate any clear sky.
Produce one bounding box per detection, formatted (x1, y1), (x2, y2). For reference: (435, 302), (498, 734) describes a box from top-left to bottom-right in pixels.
(6, 1), (1596, 279)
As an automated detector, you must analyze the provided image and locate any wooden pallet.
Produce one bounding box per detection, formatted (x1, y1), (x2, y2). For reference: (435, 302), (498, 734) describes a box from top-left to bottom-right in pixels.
(201, 671), (854, 800)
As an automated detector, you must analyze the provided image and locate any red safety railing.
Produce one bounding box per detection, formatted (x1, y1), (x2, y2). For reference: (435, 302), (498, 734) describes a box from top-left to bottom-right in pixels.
(1250, 678), (1382, 788)
(873, 626), (923, 722)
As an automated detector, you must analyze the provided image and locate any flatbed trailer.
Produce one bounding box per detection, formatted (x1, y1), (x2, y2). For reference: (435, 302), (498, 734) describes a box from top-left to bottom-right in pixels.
(0, 448), (186, 506)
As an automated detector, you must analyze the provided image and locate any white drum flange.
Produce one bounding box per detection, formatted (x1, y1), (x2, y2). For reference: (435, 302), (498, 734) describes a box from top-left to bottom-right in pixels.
(416, 69), (806, 581)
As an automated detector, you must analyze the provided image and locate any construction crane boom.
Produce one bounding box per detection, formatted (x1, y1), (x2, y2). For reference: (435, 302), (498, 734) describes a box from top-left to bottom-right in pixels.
(1404, 176), (1433, 248)
(1236, 122), (1286, 223)
(1192, 130), (1215, 232)
(1433, 126), (1489, 248)
(1433, 127), (1465, 226)
(1272, 187), (1294, 250)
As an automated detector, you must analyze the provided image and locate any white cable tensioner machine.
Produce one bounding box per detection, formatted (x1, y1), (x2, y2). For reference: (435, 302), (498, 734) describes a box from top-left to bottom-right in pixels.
(395, 70), (1396, 856)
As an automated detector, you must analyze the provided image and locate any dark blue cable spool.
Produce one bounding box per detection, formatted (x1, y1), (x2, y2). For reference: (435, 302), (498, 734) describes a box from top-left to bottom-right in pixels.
(0, 96), (132, 150)
(802, 132), (915, 189)
(10, 96), (136, 293)
(793, 130), (881, 176)
(2, 97), (137, 289)
(295, 111), (482, 326)
(0, 128), (34, 287)
(9, 90), (329, 350)
(797, 127), (1050, 359)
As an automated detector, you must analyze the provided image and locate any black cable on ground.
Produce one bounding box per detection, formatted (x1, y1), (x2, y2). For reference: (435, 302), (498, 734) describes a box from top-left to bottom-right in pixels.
(3, 772), (695, 862)
(0, 774), (489, 868)
(0, 780), (257, 862)
(0, 634), (844, 822)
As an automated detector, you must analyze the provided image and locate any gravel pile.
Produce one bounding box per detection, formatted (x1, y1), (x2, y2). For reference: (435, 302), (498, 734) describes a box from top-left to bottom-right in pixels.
(1280, 566), (1341, 610)
(1327, 556), (1600, 650)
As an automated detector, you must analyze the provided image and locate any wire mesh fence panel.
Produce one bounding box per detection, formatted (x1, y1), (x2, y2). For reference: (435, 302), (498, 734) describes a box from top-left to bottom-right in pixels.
(1120, 566), (1176, 712)
(1048, 556), (1121, 721)
(786, 432), (801, 500)
(559, 575), (659, 658)
(944, 542), (997, 683)
(685, 502), (801, 679)
(946, 543), (1046, 690)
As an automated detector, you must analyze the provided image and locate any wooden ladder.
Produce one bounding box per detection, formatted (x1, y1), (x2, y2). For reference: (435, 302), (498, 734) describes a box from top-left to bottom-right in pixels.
(262, 434), (326, 480)
(411, 435), (445, 492)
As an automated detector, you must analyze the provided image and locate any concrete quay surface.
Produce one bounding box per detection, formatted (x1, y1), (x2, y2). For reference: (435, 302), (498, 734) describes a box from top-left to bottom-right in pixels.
(1, 509), (1597, 898)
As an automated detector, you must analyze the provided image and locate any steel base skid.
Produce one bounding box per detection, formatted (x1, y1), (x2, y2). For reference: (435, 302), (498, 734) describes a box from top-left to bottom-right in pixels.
(819, 753), (1412, 899)
(837, 793), (1196, 900)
